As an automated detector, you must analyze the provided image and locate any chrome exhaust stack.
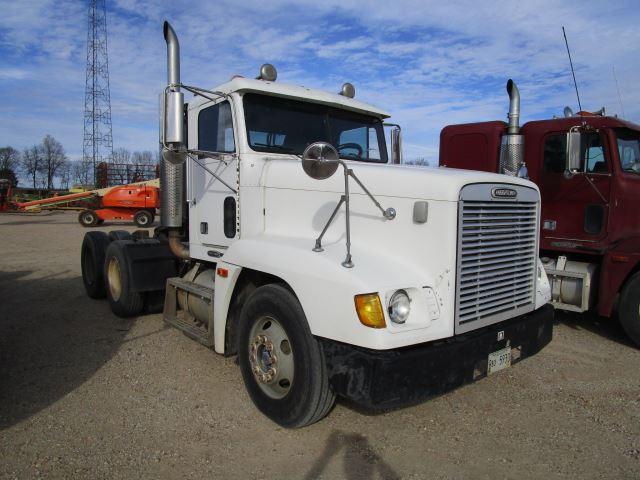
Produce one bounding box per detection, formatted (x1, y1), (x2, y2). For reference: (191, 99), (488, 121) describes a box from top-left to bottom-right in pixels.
(506, 79), (520, 135)
(160, 21), (186, 230)
(499, 79), (527, 178)
(164, 22), (180, 89)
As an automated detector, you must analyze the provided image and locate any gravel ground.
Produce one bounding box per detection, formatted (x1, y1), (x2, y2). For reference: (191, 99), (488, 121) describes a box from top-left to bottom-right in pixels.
(0, 211), (639, 479)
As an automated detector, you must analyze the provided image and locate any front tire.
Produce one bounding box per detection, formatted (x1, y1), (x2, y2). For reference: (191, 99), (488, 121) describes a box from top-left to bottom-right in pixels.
(237, 284), (335, 428)
(619, 272), (640, 347)
(104, 240), (144, 317)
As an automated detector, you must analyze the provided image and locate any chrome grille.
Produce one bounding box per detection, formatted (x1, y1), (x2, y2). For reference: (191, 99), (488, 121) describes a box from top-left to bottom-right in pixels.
(455, 185), (539, 333)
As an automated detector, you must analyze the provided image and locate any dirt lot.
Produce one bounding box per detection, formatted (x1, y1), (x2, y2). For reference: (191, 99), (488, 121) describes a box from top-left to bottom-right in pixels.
(0, 211), (639, 479)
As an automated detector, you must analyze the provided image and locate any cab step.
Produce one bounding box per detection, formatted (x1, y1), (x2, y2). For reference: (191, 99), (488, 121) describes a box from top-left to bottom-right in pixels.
(163, 277), (214, 347)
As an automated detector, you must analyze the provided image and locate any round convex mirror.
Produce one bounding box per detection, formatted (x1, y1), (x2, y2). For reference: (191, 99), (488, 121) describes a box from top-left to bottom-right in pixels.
(301, 142), (340, 180)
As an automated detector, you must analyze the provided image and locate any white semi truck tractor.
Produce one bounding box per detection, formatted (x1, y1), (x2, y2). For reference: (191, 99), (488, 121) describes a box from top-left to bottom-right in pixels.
(80, 22), (554, 427)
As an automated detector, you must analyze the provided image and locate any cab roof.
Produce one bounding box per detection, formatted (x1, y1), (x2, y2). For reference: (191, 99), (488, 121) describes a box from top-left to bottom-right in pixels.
(522, 115), (640, 134)
(189, 77), (391, 119)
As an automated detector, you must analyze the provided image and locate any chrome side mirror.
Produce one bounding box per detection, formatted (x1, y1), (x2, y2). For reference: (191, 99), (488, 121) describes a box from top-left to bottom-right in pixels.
(301, 142), (339, 179)
(565, 130), (583, 176)
(390, 126), (402, 165)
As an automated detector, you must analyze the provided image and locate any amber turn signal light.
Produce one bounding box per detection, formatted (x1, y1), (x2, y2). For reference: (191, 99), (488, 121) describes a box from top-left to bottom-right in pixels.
(354, 293), (386, 329)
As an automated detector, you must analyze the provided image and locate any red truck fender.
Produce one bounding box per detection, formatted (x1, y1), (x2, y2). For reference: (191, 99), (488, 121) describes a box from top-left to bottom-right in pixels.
(598, 237), (640, 317)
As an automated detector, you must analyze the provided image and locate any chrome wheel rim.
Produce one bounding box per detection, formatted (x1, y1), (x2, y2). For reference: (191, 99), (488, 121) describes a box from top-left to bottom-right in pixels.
(107, 257), (122, 301)
(248, 316), (294, 399)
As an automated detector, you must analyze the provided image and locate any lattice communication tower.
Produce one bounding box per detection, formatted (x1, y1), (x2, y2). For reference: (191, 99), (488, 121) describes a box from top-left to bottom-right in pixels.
(83, 0), (113, 180)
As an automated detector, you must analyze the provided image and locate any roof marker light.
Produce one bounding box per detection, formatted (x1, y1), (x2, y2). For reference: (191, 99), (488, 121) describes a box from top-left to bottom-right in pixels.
(339, 82), (355, 98)
(256, 64), (277, 82)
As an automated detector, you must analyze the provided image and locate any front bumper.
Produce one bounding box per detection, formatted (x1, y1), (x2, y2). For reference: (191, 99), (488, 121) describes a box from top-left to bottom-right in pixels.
(320, 303), (554, 410)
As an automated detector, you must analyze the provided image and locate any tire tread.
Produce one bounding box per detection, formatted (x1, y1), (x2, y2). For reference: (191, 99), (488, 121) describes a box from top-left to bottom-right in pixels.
(104, 240), (144, 317)
(619, 271), (640, 347)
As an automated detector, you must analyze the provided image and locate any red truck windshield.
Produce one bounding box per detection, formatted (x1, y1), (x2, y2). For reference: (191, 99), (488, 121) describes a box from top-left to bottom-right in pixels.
(615, 128), (640, 174)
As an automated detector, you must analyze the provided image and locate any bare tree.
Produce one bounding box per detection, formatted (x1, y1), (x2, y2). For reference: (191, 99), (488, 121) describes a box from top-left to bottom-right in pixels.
(21, 145), (42, 188)
(58, 160), (72, 190)
(40, 135), (67, 189)
(130, 150), (157, 183)
(0, 146), (20, 187)
(113, 147), (131, 165)
(112, 147), (132, 184)
(72, 160), (93, 187)
(132, 150), (155, 166)
(405, 157), (430, 167)
(0, 146), (20, 172)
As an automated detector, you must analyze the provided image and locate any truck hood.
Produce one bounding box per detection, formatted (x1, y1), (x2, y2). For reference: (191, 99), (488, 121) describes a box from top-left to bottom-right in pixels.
(245, 155), (539, 202)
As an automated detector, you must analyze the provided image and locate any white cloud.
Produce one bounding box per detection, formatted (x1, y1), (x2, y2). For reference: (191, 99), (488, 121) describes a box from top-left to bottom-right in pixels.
(0, 0), (638, 166)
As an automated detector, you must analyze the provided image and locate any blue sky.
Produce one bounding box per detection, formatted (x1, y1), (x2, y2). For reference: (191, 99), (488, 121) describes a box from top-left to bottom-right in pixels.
(1, 0), (638, 164)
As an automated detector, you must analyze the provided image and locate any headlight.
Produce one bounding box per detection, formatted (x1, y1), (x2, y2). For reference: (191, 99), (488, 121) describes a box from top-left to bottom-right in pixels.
(388, 289), (411, 324)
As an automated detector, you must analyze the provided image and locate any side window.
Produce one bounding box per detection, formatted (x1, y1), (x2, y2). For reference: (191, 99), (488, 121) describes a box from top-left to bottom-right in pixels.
(198, 102), (235, 153)
(584, 133), (607, 173)
(543, 134), (566, 173)
(338, 126), (367, 158)
(543, 132), (607, 174)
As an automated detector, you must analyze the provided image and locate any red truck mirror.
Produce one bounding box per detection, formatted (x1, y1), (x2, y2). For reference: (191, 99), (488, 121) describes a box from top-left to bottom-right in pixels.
(565, 130), (584, 177)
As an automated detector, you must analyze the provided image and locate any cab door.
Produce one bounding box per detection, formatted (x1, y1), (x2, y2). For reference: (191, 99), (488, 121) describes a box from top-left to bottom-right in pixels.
(538, 131), (612, 244)
(189, 99), (238, 248)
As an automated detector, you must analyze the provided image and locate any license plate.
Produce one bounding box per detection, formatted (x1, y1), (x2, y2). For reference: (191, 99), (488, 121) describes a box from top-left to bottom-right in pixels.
(488, 346), (511, 375)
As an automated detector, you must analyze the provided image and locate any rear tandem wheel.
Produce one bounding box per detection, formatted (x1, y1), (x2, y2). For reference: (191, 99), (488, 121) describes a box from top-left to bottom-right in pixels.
(104, 240), (144, 317)
(80, 231), (110, 298)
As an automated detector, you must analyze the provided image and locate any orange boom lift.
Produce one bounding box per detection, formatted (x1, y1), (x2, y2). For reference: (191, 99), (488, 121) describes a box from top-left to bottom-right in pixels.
(15, 180), (160, 228)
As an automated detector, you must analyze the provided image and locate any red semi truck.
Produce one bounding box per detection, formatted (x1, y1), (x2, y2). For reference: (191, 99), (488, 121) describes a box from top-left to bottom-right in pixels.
(440, 80), (640, 345)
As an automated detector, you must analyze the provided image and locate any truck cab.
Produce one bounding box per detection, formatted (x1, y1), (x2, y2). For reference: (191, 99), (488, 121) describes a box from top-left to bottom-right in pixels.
(441, 81), (640, 345)
(80, 24), (554, 427)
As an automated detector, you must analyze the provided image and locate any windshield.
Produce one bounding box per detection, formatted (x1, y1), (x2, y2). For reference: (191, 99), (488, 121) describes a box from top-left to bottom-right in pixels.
(243, 93), (388, 162)
(615, 128), (640, 174)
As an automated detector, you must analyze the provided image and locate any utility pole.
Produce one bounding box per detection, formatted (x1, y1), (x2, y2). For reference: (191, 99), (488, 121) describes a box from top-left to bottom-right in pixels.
(83, 0), (113, 185)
